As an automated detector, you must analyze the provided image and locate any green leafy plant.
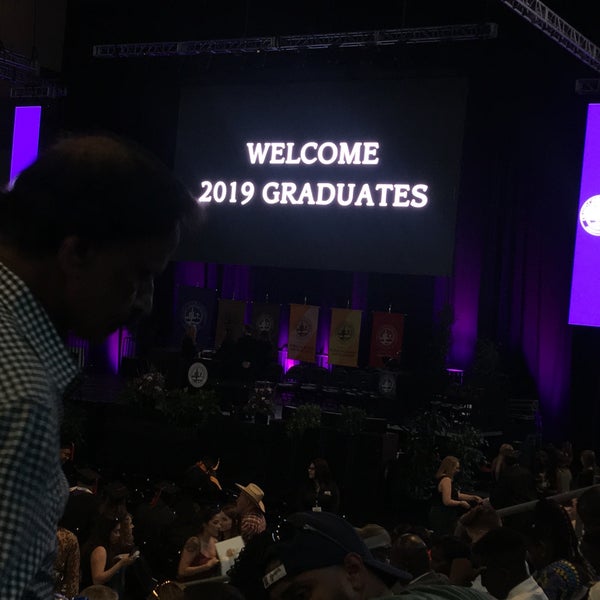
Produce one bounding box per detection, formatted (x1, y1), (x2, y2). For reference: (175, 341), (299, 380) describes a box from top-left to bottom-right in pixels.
(398, 405), (486, 500)
(156, 387), (222, 428)
(285, 403), (322, 438)
(120, 369), (166, 408)
(243, 383), (275, 418)
(338, 406), (367, 435)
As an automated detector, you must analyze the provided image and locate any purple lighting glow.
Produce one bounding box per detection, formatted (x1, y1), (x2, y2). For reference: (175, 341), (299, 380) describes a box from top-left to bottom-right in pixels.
(10, 106), (41, 182)
(569, 104), (600, 327)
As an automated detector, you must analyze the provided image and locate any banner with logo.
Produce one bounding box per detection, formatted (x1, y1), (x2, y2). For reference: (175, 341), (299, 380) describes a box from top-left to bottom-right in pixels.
(328, 308), (362, 367)
(175, 286), (217, 349)
(215, 299), (247, 349)
(250, 302), (280, 346)
(288, 304), (320, 362)
(369, 311), (405, 368)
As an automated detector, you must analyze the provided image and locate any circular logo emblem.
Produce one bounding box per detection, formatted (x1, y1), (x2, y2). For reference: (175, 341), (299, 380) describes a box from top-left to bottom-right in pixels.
(377, 326), (397, 347)
(296, 318), (312, 338)
(182, 301), (207, 329)
(580, 195), (600, 236)
(378, 373), (396, 396)
(188, 362), (208, 388)
(257, 313), (274, 333)
(336, 321), (354, 343)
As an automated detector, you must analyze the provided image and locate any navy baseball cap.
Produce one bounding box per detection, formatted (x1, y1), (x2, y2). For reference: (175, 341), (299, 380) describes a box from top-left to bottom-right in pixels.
(263, 511), (412, 589)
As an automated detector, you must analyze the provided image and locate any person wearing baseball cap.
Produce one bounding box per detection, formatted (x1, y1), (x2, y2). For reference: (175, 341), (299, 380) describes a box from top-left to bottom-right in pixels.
(262, 511), (412, 599)
(235, 482), (266, 543)
(262, 512), (493, 600)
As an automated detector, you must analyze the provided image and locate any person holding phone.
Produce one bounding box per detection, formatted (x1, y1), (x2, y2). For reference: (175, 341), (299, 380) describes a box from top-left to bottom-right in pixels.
(80, 516), (139, 597)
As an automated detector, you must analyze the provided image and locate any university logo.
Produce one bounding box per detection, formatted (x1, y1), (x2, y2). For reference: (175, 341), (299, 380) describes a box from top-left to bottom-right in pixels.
(580, 195), (600, 236)
(378, 373), (396, 396)
(377, 326), (397, 347)
(336, 322), (354, 343)
(257, 313), (274, 333)
(296, 318), (312, 338)
(182, 301), (207, 329)
(188, 362), (209, 388)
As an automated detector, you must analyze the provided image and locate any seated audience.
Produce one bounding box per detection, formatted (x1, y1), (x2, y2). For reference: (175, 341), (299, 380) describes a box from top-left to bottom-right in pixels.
(576, 450), (600, 489)
(391, 533), (450, 588)
(78, 584), (119, 600)
(472, 527), (548, 600)
(151, 580), (185, 600)
(534, 449), (556, 496)
(491, 443), (515, 481)
(429, 535), (474, 586)
(576, 486), (600, 574)
(235, 482), (267, 543)
(238, 511), (492, 600)
(80, 515), (139, 596)
(526, 498), (595, 600)
(182, 457), (225, 508)
(133, 480), (179, 581)
(54, 523), (80, 599)
(555, 450), (573, 494)
(261, 511), (413, 599)
(490, 450), (538, 532)
(177, 507), (221, 581)
(218, 502), (241, 540)
(99, 480), (130, 521)
(61, 466), (101, 547)
(457, 503), (502, 545)
(356, 523), (393, 564)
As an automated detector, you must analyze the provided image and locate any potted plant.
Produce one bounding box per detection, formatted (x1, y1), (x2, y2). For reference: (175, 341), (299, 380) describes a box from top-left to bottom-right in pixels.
(156, 387), (222, 429)
(120, 368), (166, 410)
(242, 383), (276, 424)
(285, 403), (322, 438)
(338, 406), (367, 435)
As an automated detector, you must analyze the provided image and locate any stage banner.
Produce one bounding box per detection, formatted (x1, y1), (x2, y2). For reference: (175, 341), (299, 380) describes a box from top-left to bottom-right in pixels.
(250, 302), (280, 346)
(215, 299), (247, 349)
(328, 308), (362, 367)
(175, 286), (217, 348)
(288, 304), (320, 362)
(369, 311), (405, 368)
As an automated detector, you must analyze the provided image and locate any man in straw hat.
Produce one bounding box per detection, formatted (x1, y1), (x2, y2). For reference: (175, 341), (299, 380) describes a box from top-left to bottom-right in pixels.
(235, 482), (266, 543)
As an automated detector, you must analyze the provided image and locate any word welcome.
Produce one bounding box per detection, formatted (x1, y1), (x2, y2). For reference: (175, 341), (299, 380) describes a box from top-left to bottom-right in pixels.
(198, 180), (428, 207)
(246, 141), (380, 165)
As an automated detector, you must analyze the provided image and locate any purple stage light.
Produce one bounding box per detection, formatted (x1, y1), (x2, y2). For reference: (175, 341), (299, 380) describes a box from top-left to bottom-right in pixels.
(569, 104), (600, 327)
(10, 106), (41, 182)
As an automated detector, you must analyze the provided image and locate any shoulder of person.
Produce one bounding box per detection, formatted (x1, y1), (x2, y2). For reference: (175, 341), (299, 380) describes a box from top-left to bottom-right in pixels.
(183, 536), (201, 553)
(396, 584), (493, 600)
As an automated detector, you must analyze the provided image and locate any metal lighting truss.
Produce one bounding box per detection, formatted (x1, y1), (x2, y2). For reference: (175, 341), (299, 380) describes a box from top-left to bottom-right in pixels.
(92, 23), (498, 58)
(9, 84), (67, 98)
(575, 79), (600, 95)
(498, 0), (600, 73)
(0, 47), (65, 97)
(0, 47), (37, 84)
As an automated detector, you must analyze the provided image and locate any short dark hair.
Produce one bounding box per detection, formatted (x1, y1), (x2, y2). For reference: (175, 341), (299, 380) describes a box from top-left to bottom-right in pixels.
(459, 504), (502, 531)
(472, 527), (526, 566)
(312, 457), (333, 483)
(0, 133), (196, 254)
(581, 450), (597, 469)
(578, 487), (600, 530)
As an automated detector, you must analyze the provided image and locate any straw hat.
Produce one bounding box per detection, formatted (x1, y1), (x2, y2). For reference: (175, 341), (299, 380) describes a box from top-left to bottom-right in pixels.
(236, 482), (266, 513)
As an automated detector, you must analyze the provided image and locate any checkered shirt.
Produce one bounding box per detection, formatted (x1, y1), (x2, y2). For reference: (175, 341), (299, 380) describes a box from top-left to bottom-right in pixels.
(0, 261), (79, 600)
(240, 510), (267, 543)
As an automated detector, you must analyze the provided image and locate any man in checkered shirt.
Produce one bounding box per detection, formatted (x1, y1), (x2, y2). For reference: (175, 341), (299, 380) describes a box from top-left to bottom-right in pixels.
(0, 134), (196, 599)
